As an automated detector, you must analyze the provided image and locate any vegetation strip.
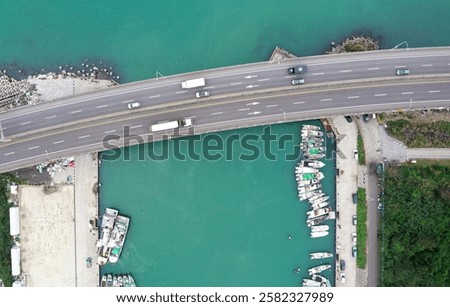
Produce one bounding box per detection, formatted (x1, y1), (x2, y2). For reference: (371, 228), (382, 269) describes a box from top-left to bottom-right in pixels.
(356, 187), (367, 269)
(357, 134), (366, 165)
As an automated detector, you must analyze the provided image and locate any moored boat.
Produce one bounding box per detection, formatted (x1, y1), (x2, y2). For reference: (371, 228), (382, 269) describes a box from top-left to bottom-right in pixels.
(301, 124), (320, 131)
(307, 214), (330, 227)
(308, 264), (331, 275)
(113, 275), (118, 287)
(108, 215), (130, 264)
(302, 279), (322, 287)
(310, 252), (333, 259)
(101, 275), (107, 287)
(118, 275), (123, 287)
(307, 206), (332, 219)
(106, 274), (113, 287)
(310, 231), (329, 238)
(96, 208), (118, 265)
(129, 275), (136, 287)
(304, 160), (325, 168)
(123, 275), (130, 287)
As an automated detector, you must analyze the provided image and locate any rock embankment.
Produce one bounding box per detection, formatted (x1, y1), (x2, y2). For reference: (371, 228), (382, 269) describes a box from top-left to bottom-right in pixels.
(327, 36), (379, 54)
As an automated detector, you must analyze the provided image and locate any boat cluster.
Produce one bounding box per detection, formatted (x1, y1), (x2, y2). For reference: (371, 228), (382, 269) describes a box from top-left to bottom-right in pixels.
(295, 124), (335, 238)
(96, 208), (130, 265)
(303, 252), (333, 287)
(101, 274), (136, 287)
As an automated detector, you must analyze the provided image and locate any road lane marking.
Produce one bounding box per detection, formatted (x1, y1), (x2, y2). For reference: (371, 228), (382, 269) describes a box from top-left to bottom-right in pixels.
(203, 86), (216, 89)
(348, 96), (359, 99)
(247, 111), (261, 115)
(367, 67), (380, 70)
(395, 65), (406, 68)
(78, 135), (90, 139)
(230, 82), (242, 85)
(176, 90), (187, 94)
(320, 98), (332, 102)
(284, 75), (295, 78)
(96, 104), (108, 109)
(211, 112), (223, 116)
(244, 75), (258, 79)
(247, 102), (260, 106)
(71, 110), (82, 114)
(45, 115), (57, 120)
(104, 130), (116, 134)
(340, 70), (352, 73)
(4, 152), (15, 156)
(130, 125), (143, 129)
(428, 90), (441, 93)
(401, 92), (414, 95)
(374, 94), (387, 97)
(313, 72), (325, 76)
(266, 104), (278, 108)
(238, 108), (250, 111)
(257, 78), (270, 82)
(20, 121), (31, 125)
(293, 101), (305, 105)
(122, 99), (134, 104)
(28, 146), (40, 150)
(245, 84), (259, 88)
(421, 64), (433, 67)
(149, 95), (161, 99)
(53, 140), (64, 144)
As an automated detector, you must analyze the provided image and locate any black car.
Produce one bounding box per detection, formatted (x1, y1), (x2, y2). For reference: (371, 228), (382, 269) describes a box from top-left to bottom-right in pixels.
(340, 260), (346, 271)
(363, 114), (370, 122)
(288, 65), (307, 74)
(344, 116), (353, 123)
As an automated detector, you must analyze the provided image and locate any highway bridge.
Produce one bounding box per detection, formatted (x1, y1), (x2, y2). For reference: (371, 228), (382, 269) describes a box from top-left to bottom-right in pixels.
(1, 47), (450, 172)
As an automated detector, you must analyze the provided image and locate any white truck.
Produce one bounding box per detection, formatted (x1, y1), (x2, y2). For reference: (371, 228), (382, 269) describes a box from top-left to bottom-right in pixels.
(181, 77), (205, 89)
(150, 119), (193, 132)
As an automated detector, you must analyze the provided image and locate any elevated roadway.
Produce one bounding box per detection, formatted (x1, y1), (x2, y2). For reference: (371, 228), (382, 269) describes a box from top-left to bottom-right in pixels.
(1, 47), (450, 172)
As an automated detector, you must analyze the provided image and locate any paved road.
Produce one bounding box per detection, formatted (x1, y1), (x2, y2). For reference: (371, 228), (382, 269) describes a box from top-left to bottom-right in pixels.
(1, 48), (450, 172)
(406, 148), (450, 159)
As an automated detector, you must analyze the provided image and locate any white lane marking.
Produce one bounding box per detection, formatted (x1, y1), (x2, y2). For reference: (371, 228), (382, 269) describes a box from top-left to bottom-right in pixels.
(176, 90), (187, 94)
(245, 75), (258, 79)
(340, 70), (352, 73)
(45, 115), (57, 120)
(122, 99), (134, 104)
(20, 121), (31, 125)
(428, 90), (441, 93)
(401, 92), (414, 95)
(96, 104), (108, 109)
(395, 65), (406, 68)
(71, 110), (82, 114)
(313, 72), (325, 76)
(203, 86), (216, 89)
(78, 135), (90, 139)
(238, 108), (251, 112)
(53, 140), (64, 144)
(367, 67), (380, 70)
(104, 130), (116, 134)
(293, 101), (305, 105)
(149, 95), (161, 99)
(211, 112), (223, 116)
(248, 111), (261, 115)
(130, 125), (143, 129)
(28, 146), (40, 150)
(348, 96), (359, 99)
(4, 152), (15, 156)
(230, 82), (242, 85)
(374, 94), (387, 97)
(247, 102), (260, 106)
(245, 84), (259, 88)
(284, 75), (295, 79)
(266, 104), (278, 108)
(257, 78), (270, 82)
(421, 64), (433, 67)
(320, 98), (332, 102)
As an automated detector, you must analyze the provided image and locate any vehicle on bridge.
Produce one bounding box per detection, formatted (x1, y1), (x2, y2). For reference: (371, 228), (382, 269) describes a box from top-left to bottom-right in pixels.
(150, 118), (193, 132)
(291, 78), (305, 85)
(195, 90), (211, 98)
(181, 77), (205, 89)
(127, 102), (142, 109)
(288, 65), (307, 74)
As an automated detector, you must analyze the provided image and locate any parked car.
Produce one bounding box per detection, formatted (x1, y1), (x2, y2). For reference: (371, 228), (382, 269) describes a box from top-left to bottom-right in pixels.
(352, 232), (357, 245)
(195, 91), (211, 98)
(340, 272), (346, 283)
(353, 150), (358, 160)
(127, 102), (142, 109)
(86, 257), (92, 268)
(363, 114), (370, 122)
(396, 68), (410, 76)
(288, 65), (307, 74)
(378, 202), (384, 210)
(344, 115), (353, 123)
(340, 259), (346, 271)
(291, 78), (305, 85)
(352, 193), (358, 204)
(352, 215), (357, 225)
(352, 246), (357, 257)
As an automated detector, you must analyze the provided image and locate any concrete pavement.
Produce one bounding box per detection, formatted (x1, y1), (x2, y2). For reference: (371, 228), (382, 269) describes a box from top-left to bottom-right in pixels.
(406, 148), (450, 159)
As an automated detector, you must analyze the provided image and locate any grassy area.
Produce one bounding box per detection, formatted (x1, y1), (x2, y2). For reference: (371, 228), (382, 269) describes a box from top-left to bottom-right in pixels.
(356, 187), (367, 269)
(385, 119), (450, 148)
(357, 134), (366, 165)
(381, 162), (450, 286)
(0, 174), (16, 287)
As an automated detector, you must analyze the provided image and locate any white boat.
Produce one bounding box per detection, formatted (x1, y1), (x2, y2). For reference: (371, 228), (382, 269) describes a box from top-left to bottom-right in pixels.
(123, 275), (130, 287)
(296, 178), (320, 188)
(308, 192), (325, 203)
(309, 195), (330, 206)
(299, 190), (323, 201)
(307, 207), (332, 219)
(96, 208), (118, 265)
(301, 130), (324, 137)
(301, 124), (320, 131)
(308, 264), (331, 275)
(311, 225), (329, 232)
(305, 153), (325, 160)
(311, 231), (328, 238)
(296, 172), (324, 181)
(302, 279), (322, 287)
(311, 201), (330, 210)
(298, 184), (322, 194)
(118, 275), (123, 287)
(101, 275), (107, 287)
(304, 160), (325, 168)
(310, 252), (333, 259)
(108, 215), (130, 264)
(295, 166), (318, 174)
(129, 275), (136, 287)
(307, 214), (330, 227)
(113, 275), (118, 287)
(106, 274), (113, 287)
(311, 274), (332, 287)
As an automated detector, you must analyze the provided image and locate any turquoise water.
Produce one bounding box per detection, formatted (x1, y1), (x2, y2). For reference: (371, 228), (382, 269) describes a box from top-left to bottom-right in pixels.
(1, 1), (450, 82)
(100, 121), (336, 286)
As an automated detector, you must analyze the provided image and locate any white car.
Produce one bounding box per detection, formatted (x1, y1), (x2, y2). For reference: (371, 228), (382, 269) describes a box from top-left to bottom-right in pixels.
(127, 102), (142, 109)
(340, 272), (346, 283)
(353, 150), (358, 160)
(352, 232), (357, 245)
